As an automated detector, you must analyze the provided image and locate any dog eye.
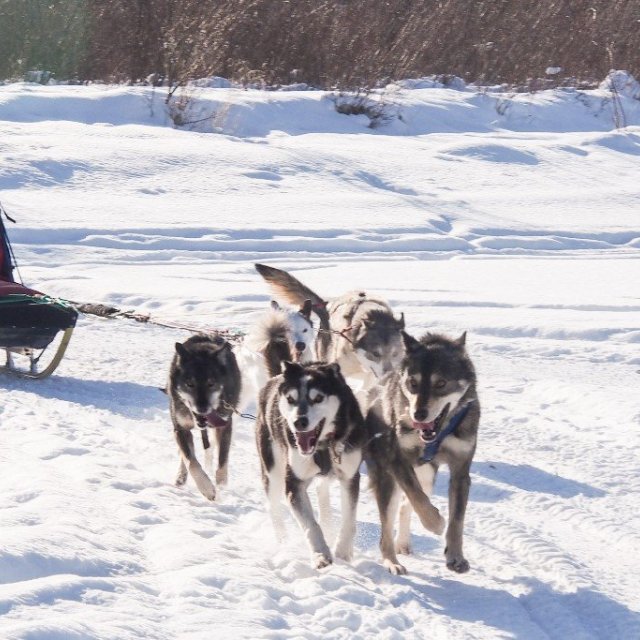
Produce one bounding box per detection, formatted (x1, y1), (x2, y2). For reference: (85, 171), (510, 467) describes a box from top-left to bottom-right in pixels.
(311, 393), (324, 404)
(287, 395), (296, 405)
(372, 350), (382, 359)
(185, 380), (195, 388)
(407, 378), (418, 392)
(434, 380), (446, 389)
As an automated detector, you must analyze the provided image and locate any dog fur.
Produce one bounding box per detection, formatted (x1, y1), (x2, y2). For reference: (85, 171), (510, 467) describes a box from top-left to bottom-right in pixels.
(236, 299), (315, 412)
(365, 331), (480, 575)
(255, 360), (367, 568)
(168, 334), (241, 501)
(254, 264), (404, 407)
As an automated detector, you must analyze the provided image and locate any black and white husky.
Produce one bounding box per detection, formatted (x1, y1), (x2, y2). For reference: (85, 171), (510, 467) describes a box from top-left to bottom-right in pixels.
(168, 334), (241, 501)
(365, 331), (480, 575)
(236, 299), (315, 411)
(256, 361), (366, 568)
(255, 264), (405, 407)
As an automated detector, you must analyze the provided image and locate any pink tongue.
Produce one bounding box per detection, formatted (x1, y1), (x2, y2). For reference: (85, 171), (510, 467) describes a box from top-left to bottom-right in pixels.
(413, 420), (435, 431)
(206, 411), (229, 428)
(295, 430), (317, 454)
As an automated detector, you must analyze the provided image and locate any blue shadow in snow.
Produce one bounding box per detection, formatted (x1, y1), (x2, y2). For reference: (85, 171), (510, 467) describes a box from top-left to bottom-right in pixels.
(473, 461), (606, 498)
(0, 374), (164, 420)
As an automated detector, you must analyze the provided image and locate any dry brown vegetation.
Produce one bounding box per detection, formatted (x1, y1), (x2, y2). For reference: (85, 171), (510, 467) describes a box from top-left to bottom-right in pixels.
(2, 1), (639, 88)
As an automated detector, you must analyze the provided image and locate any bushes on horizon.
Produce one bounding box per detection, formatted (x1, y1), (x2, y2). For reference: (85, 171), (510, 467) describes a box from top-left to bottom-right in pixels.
(2, 0), (639, 89)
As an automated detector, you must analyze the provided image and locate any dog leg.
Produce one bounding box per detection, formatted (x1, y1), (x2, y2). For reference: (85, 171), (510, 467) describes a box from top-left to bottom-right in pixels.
(396, 463), (437, 554)
(317, 476), (334, 542)
(369, 463), (406, 574)
(286, 473), (332, 569)
(334, 472), (359, 562)
(204, 435), (214, 477)
(214, 422), (232, 486)
(445, 460), (471, 573)
(174, 429), (216, 501)
(175, 458), (188, 486)
(395, 496), (413, 555)
(394, 459), (444, 535)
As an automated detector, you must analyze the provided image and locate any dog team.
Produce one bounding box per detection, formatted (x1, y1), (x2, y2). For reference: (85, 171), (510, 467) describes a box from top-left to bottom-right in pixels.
(167, 264), (480, 576)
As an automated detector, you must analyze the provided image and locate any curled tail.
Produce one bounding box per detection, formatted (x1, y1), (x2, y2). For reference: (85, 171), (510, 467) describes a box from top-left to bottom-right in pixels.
(254, 263), (332, 359)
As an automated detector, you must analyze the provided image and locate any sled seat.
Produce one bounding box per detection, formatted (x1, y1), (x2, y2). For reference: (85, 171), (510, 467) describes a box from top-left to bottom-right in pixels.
(0, 280), (78, 378)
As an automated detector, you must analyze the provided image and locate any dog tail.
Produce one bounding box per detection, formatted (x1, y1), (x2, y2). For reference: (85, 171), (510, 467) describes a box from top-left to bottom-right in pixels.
(245, 308), (288, 352)
(255, 263), (332, 358)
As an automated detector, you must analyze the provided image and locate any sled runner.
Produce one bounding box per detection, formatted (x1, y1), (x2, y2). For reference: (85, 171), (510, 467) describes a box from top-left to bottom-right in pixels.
(0, 206), (78, 379)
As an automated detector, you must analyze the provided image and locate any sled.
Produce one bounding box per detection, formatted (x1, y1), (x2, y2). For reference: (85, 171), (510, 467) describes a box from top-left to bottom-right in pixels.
(0, 281), (78, 379)
(1, 207), (78, 379)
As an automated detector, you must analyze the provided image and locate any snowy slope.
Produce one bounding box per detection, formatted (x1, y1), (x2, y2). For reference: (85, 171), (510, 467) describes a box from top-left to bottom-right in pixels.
(0, 79), (639, 639)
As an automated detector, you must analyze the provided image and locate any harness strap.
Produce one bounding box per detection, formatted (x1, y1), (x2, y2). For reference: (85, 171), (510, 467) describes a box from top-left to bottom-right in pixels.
(419, 402), (473, 463)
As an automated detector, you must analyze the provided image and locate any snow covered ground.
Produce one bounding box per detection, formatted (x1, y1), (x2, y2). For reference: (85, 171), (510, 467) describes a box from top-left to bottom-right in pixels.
(1, 78), (639, 639)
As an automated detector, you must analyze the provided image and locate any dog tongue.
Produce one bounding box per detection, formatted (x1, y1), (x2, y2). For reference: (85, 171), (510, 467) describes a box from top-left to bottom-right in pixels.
(413, 420), (436, 431)
(295, 430), (317, 455)
(206, 411), (229, 428)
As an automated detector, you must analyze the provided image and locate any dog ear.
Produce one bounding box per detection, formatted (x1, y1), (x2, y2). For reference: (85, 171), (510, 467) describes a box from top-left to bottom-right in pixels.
(320, 362), (341, 377)
(455, 331), (467, 347)
(300, 299), (312, 319)
(401, 331), (420, 354)
(175, 342), (189, 359)
(271, 300), (281, 311)
(395, 312), (405, 329)
(282, 360), (303, 377)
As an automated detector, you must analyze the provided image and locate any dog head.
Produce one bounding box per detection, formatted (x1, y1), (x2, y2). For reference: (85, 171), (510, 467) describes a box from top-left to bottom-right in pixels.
(353, 310), (405, 378)
(172, 335), (232, 424)
(277, 361), (343, 456)
(399, 331), (473, 443)
(271, 299), (314, 362)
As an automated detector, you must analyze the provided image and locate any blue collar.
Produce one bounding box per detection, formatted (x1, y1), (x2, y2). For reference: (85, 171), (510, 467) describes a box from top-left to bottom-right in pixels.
(419, 402), (472, 463)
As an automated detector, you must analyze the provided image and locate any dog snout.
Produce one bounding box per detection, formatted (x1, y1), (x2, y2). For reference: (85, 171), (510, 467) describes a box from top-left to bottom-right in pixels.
(295, 341), (306, 353)
(413, 408), (428, 422)
(293, 416), (309, 430)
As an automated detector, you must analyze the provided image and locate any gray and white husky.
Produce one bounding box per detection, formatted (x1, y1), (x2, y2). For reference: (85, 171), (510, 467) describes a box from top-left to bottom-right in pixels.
(365, 331), (480, 575)
(256, 360), (366, 569)
(168, 334), (241, 501)
(254, 264), (405, 407)
(236, 299), (315, 411)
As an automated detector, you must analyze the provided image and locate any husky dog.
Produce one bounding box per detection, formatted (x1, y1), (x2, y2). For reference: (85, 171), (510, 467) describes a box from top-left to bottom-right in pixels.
(168, 334), (241, 501)
(236, 299), (315, 412)
(256, 361), (366, 568)
(245, 299), (315, 376)
(254, 264), (404, 406)
(365, 331), (480, 575)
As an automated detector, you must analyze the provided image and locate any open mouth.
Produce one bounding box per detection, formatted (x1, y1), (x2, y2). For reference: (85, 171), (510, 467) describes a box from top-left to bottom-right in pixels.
(294, 418), (325, 456)
(412, 404), (450, 443)
(195, 410), (230, 429)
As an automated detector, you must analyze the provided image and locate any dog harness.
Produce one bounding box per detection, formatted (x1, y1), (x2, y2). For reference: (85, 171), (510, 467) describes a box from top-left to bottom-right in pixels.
(419, 402), (472, 463)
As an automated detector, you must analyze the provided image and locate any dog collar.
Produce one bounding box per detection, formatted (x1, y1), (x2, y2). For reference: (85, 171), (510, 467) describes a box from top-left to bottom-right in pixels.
(419, 402), (472, 463)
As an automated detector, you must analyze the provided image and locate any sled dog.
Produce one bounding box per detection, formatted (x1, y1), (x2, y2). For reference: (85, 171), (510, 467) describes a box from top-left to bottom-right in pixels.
(365, 331), (480, 575)
(254, 263), (404, 406)
(236, 299), (315, 411)
(256, 360), (366, 568)
(168, 334), (241, 501)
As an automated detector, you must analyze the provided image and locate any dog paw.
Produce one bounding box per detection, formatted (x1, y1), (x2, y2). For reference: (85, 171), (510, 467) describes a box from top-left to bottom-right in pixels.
(445, 553), (470, 573)
(200, 484), (217, 502)
(432, 512), (446, 536)
(175, 473), (187, 487)
(215, 468), (228, 486)
(313, 552), (333, 569)
(333, 544), (353, 562)
(395, 542), (412, 555)
(383, 559), (407, 575)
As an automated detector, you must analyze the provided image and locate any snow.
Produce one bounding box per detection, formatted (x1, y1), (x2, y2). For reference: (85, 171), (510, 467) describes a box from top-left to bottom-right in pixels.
(1, 77), (639, 639)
